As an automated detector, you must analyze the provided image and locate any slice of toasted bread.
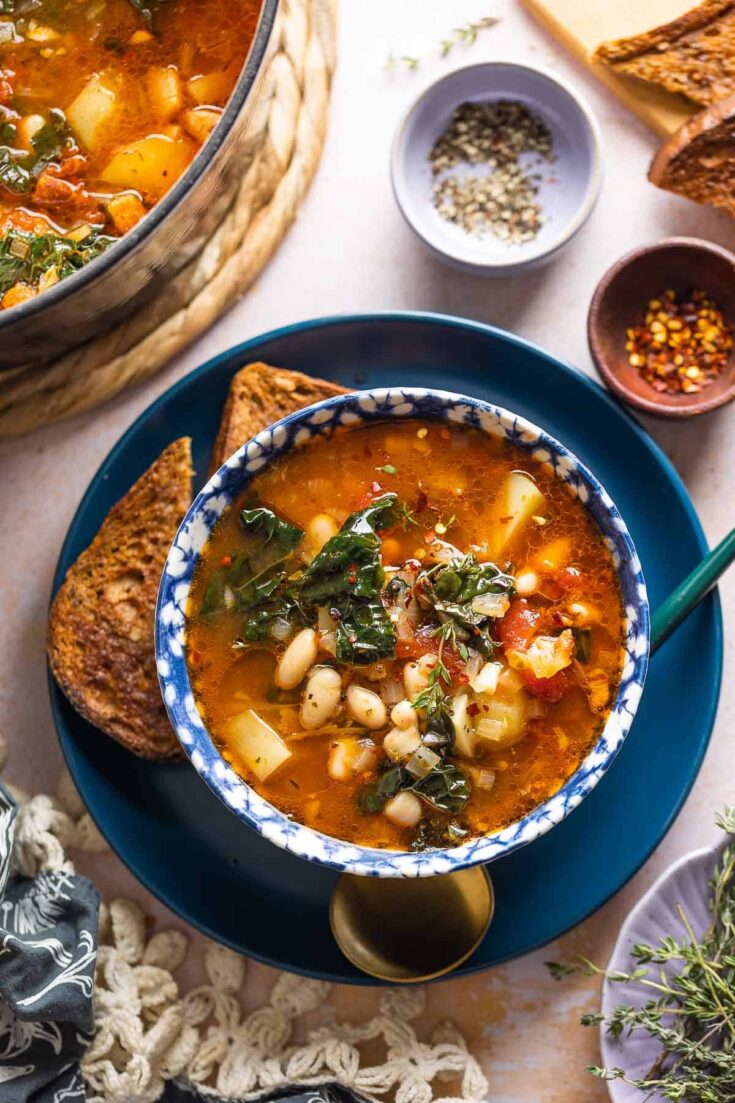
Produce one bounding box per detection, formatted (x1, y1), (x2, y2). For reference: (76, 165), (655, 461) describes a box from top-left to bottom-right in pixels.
(48, 438), (193, 761)
(595, 0), (735, 107)
(208, 362), (349, 475)
(648, 94), (735, 214)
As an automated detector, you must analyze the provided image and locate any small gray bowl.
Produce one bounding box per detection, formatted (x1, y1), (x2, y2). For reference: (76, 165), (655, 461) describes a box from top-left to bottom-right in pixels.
(391, 62), (603, 276)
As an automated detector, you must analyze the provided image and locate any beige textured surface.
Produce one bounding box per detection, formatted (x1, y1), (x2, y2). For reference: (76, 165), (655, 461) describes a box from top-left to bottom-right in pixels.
(0, 0), (337, 438)
(521, 0), (699, 135)
(0, 1), (733, 1098)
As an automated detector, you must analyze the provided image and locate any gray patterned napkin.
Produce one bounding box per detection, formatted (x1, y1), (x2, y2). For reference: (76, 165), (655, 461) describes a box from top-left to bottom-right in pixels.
(0, 784), (98, 1102)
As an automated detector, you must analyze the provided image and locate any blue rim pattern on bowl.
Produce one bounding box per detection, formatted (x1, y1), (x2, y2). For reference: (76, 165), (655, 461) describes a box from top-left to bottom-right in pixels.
(155, 387), (649, 877)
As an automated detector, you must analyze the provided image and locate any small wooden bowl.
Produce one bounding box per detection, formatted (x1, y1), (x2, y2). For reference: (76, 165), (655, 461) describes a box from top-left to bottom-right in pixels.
(588, 238), (735, 419)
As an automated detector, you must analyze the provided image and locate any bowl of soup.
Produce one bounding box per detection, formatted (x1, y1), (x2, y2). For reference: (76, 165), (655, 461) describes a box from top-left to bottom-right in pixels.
(0, 0), (276, 366)
(156, 388), (649, 877)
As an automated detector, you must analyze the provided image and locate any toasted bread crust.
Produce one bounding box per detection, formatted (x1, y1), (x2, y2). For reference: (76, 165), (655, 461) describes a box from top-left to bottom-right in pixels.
(48, 438), (193, 761)
(595, 1), (735, 107)
(208, 362), (349, 475)
(648, 93), (735, 214)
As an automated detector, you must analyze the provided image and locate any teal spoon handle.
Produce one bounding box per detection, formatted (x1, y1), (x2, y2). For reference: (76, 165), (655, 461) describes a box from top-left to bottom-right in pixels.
(651, 528), (735, 656)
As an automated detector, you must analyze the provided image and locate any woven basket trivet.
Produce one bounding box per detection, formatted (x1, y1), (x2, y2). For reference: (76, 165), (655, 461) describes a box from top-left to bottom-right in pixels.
(0, 0), (337, 440)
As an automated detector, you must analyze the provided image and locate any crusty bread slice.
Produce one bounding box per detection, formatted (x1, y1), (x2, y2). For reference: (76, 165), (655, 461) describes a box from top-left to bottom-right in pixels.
(595, 0), (735, 107)
(48, 438), (193, 761)
(648, 94), (735, 215)
(208, 361), (349, 475)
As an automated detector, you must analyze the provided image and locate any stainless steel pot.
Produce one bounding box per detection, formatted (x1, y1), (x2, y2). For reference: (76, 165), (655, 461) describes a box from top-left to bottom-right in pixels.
(0, 0), (278, 370)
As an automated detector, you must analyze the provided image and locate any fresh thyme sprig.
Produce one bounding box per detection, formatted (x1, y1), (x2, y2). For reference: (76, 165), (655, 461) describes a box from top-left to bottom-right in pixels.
(411, 649), (451, 714)
(397, 501), (419, 529)
(430, 617), (469, 662)
(440, 17), (499, 57)
(547, 808), (735, 1103)
(385, 16), (498, 71)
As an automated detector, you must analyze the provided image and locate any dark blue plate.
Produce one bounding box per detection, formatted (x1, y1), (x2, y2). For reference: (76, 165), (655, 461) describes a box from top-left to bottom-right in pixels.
(51, 313), (722, 983)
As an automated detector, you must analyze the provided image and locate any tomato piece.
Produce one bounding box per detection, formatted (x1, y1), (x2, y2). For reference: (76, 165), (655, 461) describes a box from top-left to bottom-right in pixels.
(520, 667), (571, 703)
(395, 628), (465, 679)
(497, 598), (540, 652)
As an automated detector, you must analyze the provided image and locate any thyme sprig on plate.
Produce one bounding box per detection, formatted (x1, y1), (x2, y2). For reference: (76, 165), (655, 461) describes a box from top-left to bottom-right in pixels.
(385, 16), (498, 71)
(548, 808), (735, 1102)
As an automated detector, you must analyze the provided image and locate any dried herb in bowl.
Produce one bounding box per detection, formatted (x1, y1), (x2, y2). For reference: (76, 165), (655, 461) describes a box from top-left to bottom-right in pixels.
(548, 808), (735, 1102)
(429, 100), (555, 245)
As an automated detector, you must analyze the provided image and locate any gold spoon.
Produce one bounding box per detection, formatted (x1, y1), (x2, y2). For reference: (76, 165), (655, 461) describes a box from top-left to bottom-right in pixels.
(330, 865), (493, 983)
(331, 528), (735, 982)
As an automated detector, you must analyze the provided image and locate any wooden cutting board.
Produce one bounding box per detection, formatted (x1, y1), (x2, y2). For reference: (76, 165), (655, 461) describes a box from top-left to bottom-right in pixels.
(522, 0), (698, 136)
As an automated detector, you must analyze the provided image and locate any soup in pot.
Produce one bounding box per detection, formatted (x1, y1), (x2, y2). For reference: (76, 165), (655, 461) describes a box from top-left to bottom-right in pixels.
(0, 0), (262, 308)
(187, 419), (625, 852)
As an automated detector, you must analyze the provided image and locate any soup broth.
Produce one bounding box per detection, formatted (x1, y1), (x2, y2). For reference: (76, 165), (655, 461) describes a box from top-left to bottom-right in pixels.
(0, 0), (261, 307)
(187, 419), (624, 852)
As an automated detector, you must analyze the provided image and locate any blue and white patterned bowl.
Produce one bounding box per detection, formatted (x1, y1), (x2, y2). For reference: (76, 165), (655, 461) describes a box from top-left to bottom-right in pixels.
(155, 388), (649, 878)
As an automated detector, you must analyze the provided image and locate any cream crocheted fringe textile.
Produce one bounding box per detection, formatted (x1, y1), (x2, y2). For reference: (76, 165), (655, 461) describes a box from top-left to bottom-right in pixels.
(0, 0), (337, 440)
(0, 728), (489, 1103)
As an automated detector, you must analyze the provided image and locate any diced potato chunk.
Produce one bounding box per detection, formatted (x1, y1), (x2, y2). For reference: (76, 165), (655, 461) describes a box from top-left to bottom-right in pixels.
(183, 107), (222, 144)
(384, 791), (422, 828)
(146, 66), (182, 120)
(186, 70), (231, 106)
(507, 630), (575, 679)
(107, 192), (147, 234)
(531, 537), (571, 573)
(101, 135), (195, 199)
(476, 694), (528, 750)
(487, 473), (545, 557)
(224, 709), (291, 781)
(67, 75), (118, 151)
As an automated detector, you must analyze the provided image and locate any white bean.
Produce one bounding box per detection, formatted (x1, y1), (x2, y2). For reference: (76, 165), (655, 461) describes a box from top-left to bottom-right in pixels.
(384, 791), (422, 828)
(569, 601), (599, 625)
(390, 699), (418, 730)
(515, 569), (539, 596)
(300, 665), (342, 729)
(383, 725), (421, 762)
(346, 685), (387, 730)
(305, 513), (338, 557)
(403, 654), (435, 700)
(275, 627), (318, 689)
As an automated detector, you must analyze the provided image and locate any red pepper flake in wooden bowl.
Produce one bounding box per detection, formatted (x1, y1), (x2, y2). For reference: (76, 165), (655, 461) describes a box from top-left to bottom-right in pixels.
(626, 288), (733, 395)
